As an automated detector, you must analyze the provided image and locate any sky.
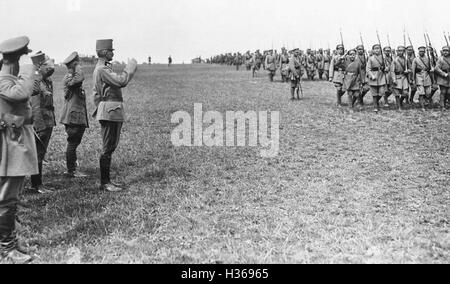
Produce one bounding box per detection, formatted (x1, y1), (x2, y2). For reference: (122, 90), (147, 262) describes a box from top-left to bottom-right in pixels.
(0, 0), (449, 64)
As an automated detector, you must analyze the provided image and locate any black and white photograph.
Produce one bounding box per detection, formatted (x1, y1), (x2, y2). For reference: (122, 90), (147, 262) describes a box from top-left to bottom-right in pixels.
(0, 0), (448, 265)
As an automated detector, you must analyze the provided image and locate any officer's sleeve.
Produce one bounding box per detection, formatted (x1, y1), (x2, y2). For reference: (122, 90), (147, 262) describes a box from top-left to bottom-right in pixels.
(65, 67), (85, 87)
(411, 59), (417, 81)
(390, 60), (396, 83)
(99, 67), (131, 88)
(0, 66), (36, 102)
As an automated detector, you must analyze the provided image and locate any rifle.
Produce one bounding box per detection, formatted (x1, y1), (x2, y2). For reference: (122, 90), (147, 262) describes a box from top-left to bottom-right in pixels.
(377, 31), (386, 70)
(340, 28), (345, 50)
(408, 34), (416, 58)
(426, 33), (436, 67)
(425, 33), (436, 85)
(444, 31), (450, 46)
(360, 32), (368, 57)
(403, 27), (407, 47)
(387, 34), (392, 49)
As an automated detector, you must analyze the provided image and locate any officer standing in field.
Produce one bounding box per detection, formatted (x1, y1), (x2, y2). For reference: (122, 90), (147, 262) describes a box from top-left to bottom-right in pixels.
(323, 49), (332, 81)
(93, 39), (138, 192)
(390, 46), (410, 110)
(60, 52), (89, 178)
(367, 44), (389, 113)
(289, 48), (303, 100)
(329, 44), (346, 106)
(305, 49), (317, 80)
(412, 46), (434, 111)
(252, 50), (262, 78)
(168, 55), (172, 67)
(316, 49), (325, 80)
(0, 36), (38, 263)
(265, 50), (277, 82)
(279, 47), (290, 83)
(29, 51), (56, 194)
(435, 46), (450, 110)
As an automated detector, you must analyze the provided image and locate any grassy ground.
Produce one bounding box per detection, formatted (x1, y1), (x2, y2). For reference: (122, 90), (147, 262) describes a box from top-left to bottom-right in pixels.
(10, 64), (449, 263)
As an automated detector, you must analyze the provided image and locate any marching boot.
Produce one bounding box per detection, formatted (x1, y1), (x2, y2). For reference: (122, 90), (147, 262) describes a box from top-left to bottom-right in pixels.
(373, 96), (380, 113)
(395, 97), (402, 110)
(296, 87), (301, 100)
(336, 91), (343, 106)
(419, 95), (426, 111)
(383, 94), (390, 107)
(290, 88), (296, 101)
(440, 92), (447, 110)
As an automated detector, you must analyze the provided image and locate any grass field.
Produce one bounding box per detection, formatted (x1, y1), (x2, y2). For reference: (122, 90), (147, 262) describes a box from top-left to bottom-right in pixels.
(11, 63), (449, 264)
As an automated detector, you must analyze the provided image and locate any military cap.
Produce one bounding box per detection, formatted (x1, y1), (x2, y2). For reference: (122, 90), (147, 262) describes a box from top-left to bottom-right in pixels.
(383, 46), (392, 51)
(356, 45), (364, 50)
(418, 46), (426, 51)
(63, 51), (79, 65)
(396, 46), (406, 51)
(96, 39), (114, 51)
(443, 46), (450, 51)
(336, 44), (344, 50)
(0, 36), (32, 55)
(372, 44), (381, 50)
(347, 49), (356, 55)
(31, 51), (46, 66)
(406, 46), (414, 50)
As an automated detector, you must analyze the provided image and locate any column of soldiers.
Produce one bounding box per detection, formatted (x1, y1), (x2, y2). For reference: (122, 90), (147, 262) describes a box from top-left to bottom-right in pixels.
(208, 36), (450, 112)
(0, 36), (138, 263)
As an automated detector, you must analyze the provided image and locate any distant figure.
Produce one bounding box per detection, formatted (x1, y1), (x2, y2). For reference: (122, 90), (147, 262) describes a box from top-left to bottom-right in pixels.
(168, 55), (172, 67)
(148, 56), (152, 65)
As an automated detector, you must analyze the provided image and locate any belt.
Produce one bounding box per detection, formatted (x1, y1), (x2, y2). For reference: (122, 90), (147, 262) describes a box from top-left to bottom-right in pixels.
(334, 68), (344, 72)
(395, 72), (404, 75)
(371, 68), (380, 71)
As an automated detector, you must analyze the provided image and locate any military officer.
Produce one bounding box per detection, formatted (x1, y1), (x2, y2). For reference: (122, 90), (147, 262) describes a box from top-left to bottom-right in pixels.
(289, 48), (303, 100)
(305, 49), (317, 80)
(390, 46), (410, 110)
(252, 50), (262, 78)
(367, 44), (389, 113)
(265, 50), (277, 82)
(355, 45), (370, 106)
(343, 49), (363, 110)
(0, 36), (38, 263)
(406, 46), (417, 104)
(93, 39), (138, 192)
(29, 52), (56, 194)
(329, 44), (346, 106)
(60, 52), (89, 178)
(434, 46), (450, 110)
(412, 46), (434, 111)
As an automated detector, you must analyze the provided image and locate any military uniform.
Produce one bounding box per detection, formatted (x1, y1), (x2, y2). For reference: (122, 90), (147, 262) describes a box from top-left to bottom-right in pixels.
(329, 45), (346, 105)
(390, 46), (410, 110)
(60, 52), (89, 176)
(252, 51), (262, 78)
(367, 45), (388, 112)
(406, 47), (417, 103)
(305, 50), (317, 80)
(323, 50), (332, 81)
(412, 47), (433, 110)
(355, 45), (370, 105)
(279, 49), (290, 83)
(343, 51), (363, 109)
(383, 47), (394, 106)
(265, 51), (277, 82)
(316, 49), (325, 80)
(434, 46), (450, 109)
(93, 39), (138, 191)
(289, 49), (302, 100)
(29, 52), (56, 192)
(0, 36), (38, 263)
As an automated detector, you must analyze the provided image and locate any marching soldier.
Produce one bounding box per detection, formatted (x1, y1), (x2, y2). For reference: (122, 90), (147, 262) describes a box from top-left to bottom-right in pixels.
(367, 44), (389, 113)
(355, 45), (370, 106)
(412, 46), (434, 111)
(406, 46), (417, 104)
(390, 46), (410, 110)
(265, 50), (277, 82)
(289, 48), (303, 100)
(252, 50), (262, 78)
(60, 52), (89, 178)
(30, 52), (56, 194)
(329, 44), (346, 106)
(383, 46), (394, 107)
(0, 36), (38, 263)
(279, 47), (290, 83)
(93, 39), (138, 192)
(343, 49), (363, 110)
(316, 49), (325, 80)
(323, 49), (332, 81)
(434, 46), (450, 110)
(305, 49), (317, 80)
